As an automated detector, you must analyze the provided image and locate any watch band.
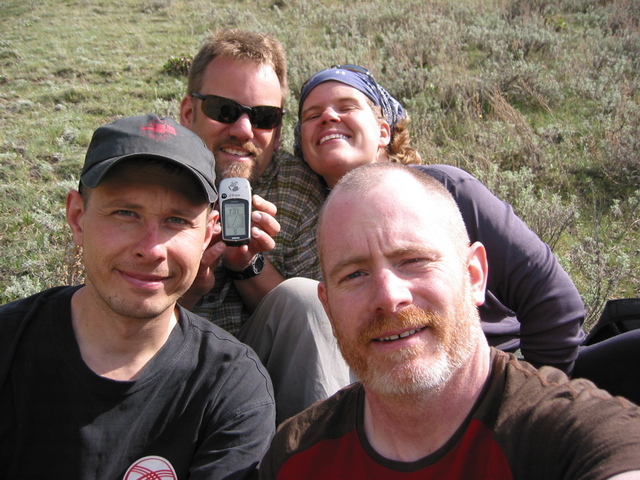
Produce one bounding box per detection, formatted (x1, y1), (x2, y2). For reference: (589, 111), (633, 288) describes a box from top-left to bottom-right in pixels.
(225, 252), (265, 280)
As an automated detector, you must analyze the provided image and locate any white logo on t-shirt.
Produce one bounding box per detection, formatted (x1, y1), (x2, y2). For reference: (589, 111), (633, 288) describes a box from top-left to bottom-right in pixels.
(123, 455), (177, 480)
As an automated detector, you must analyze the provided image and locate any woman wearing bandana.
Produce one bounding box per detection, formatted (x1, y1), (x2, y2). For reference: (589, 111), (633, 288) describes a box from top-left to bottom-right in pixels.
(293, 64), (639, 405)
(294, 64), (586, 376)
(294, 64), (420, 187)
(245, 65), (634, 431)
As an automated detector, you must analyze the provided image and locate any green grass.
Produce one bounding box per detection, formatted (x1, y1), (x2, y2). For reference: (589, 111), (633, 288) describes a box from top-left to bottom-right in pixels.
(1, 0), (638, 329)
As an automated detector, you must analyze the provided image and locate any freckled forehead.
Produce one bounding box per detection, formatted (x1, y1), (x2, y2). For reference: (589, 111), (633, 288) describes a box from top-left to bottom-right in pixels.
(319, 180), (452, 260)
(329, 178), (445, 224)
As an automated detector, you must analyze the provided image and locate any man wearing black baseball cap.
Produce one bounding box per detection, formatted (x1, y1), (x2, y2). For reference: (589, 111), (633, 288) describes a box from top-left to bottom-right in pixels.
(0, 114), (275, 479)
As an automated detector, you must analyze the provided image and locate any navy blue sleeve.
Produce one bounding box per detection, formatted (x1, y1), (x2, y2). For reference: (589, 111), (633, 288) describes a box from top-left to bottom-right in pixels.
(413, 165), (585, 373)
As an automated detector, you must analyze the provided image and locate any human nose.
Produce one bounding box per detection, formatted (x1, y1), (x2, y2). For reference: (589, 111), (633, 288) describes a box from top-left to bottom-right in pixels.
(227, 113), (255, 140)
(134, 222), (167, 261)
(370, 268), (412, 315)
(319, 107), (340, 124)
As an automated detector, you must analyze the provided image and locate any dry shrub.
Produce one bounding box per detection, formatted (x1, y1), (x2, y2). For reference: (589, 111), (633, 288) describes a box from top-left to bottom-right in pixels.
(64, 243), (85, 286)
(600, 85), (640, 193)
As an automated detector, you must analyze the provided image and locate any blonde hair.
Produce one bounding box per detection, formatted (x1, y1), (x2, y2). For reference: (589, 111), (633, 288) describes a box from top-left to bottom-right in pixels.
(367, 103), (422, 165)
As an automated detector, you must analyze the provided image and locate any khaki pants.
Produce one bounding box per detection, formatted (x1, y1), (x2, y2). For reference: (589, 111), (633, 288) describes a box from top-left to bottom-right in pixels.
(238, 277), (352, 424)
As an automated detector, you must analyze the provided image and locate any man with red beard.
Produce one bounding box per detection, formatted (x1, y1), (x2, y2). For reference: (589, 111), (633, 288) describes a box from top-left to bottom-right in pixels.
(259, 163), (640, 480)
(178, 29), (350, 424)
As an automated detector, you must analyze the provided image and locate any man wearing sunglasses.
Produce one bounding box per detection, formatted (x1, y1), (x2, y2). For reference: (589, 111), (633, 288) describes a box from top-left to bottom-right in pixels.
(179, 29), (351, 424)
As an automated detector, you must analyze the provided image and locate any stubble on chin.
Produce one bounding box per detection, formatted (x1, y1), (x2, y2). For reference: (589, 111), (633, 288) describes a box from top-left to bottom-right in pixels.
(334, 302), (480, 397)
(216, 161), (253, 182)
(92, 288), (177, 322)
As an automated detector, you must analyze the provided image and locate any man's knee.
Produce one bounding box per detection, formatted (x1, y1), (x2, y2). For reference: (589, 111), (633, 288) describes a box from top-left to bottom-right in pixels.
(239, 277), (328, 351)
(256, 277), (327, 328)
(263, 277), (321, 306)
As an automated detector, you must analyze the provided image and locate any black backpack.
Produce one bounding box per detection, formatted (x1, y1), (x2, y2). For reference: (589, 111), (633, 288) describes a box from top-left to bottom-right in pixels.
(585, 298), (640, 346)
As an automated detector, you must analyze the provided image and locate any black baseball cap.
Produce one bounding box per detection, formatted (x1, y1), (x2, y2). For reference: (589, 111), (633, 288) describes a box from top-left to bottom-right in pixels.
(81, 114), (218, 203)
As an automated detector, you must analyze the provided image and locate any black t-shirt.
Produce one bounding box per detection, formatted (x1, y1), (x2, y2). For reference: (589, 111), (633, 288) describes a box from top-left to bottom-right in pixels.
(0, 286), (275, 479)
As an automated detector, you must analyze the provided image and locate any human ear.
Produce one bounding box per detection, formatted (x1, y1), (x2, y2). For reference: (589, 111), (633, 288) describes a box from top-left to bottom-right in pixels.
(467, 242), (488, 306)
(203, 209), (219, 251)
(378, 120), (391, 148)
(179, 95), (195, 127)
(66, 189), (85, 247)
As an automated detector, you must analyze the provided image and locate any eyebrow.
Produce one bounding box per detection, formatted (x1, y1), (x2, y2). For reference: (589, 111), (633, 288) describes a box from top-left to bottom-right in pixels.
(101, 198), (205, 218)
(301, 94), (364, 117)
(327, 254), (368, 280)
(327, 245), (436, 279)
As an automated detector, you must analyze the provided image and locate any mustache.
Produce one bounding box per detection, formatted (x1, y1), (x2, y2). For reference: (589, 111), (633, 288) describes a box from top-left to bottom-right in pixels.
(214, 136), (260, 156)
(360, 305), (445, 343)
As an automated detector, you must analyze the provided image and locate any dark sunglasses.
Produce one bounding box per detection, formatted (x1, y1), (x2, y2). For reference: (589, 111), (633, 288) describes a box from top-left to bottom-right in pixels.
(192, 93), (285, 130)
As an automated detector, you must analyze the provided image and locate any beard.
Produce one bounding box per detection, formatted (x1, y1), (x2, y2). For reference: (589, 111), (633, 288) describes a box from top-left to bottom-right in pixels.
(332, 290), (481, 398)
(213, 137), (262, 184)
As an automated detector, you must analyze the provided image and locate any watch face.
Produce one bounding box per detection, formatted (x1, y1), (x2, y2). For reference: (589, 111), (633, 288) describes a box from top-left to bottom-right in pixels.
(253, 253), (265, 273)
(227, 253), (264, 280)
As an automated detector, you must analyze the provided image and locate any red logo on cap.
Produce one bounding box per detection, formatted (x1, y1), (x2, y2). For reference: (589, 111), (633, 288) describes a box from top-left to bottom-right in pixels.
(140, 120), (177, 140)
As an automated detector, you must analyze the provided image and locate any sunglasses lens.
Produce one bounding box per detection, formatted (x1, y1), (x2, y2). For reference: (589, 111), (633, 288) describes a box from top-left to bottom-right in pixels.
(252, 106), (283, 130)
(201, 96), (241, 124)
(199, 95), (282, 129)
(217, 103), (241, 123)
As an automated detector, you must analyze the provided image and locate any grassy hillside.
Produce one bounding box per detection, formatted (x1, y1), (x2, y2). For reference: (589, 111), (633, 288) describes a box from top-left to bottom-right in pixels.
(1, 0), (638, 329)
